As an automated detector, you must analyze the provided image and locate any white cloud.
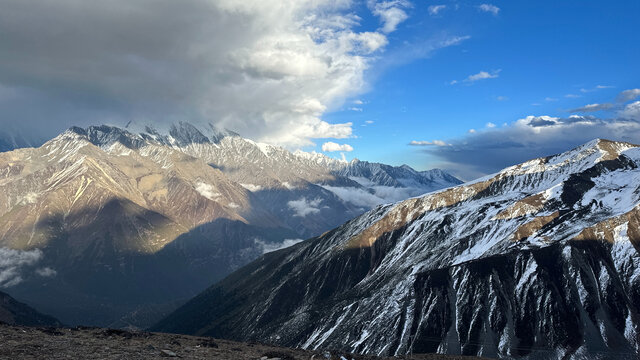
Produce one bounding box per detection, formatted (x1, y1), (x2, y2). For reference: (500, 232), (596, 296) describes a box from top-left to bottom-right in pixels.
(618, 89), (640, 103)
(620, 101), (640, 120)
(409, 140), (449, 146)
(428, 5), (446, 15)
(467, 70), (500, 82)
(581, 85), (614, 93)
(240, 183), (263, 192)
(368, 0), (412, 33)
(420, 113), (640, 179)
(569, 103), (613, 112)
(565, 94), (581, 98)
(384, 35), (470, 70)
(353, 99), (364, 105)
(365, 120), (374, 124)
(478, 4), (500, 15)
(0, 0), (404, 149)
(452, 70), (500, 85)
(348, 107), (363, 112)
(36, 267), (57, 277)
(352, 31), (389, 53)
(0, 248), (43, 287)
(195, 182), (221, 201)
(287, 197), (323, 217)
(321, 185), (385, 208)
(545, 97), (558, 102)
(486, 122), (496, 128)
(322, 141), (354, 152)
(322, 183), (427, 209)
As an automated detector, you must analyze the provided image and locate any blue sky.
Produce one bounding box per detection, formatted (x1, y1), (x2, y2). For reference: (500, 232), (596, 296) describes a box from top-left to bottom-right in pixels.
(318, 1), (640, 178)
(0, 0), (638, 179)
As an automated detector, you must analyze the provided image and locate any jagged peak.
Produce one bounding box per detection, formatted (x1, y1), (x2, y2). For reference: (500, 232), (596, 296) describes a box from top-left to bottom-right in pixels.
(63, 121), (245, 149)
(64, 125), (145, 150)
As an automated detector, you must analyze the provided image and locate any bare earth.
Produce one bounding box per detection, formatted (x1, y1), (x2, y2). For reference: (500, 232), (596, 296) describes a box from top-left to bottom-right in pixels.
(0, 324), (485, 360)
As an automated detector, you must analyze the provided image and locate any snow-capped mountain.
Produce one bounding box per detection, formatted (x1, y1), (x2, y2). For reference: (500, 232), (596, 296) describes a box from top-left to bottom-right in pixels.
(0, 122), (460, 327)
(153, 139), (640, 359)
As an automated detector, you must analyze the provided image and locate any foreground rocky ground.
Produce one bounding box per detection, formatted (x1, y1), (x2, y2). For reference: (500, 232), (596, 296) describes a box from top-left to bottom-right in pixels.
(0, 323), (485, 359)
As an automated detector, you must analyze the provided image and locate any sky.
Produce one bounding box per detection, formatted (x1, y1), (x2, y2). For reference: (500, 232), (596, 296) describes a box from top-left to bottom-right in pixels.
(0, 0), (638, 179)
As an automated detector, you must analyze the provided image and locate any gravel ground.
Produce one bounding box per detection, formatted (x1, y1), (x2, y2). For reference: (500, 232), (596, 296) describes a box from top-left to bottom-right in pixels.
(0, 324), (486, 360)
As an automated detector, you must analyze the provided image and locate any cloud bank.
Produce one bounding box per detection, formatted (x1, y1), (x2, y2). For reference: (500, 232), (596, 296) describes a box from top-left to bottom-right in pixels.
(0, 248), (54, 287)
(322, 142), (354, 152)
(419, 89), (640, 180)
(287, 197), (323, 217)
(0, 0), (413, 148)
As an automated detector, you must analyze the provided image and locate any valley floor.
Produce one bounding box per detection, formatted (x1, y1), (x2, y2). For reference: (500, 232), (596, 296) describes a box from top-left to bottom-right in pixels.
(0, 324), (485, 360)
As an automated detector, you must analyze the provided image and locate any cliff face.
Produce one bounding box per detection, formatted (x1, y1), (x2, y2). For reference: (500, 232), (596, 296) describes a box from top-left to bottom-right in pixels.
(153, 139), (640, 359)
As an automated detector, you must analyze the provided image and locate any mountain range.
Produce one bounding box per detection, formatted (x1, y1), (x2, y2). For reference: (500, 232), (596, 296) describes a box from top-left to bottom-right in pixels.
(0, 122), (460, 327)
(152, 139), (640, 359)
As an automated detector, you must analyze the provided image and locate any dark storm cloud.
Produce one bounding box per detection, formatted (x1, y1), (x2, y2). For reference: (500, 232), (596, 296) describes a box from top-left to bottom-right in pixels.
(424, 114), (640, 180)
(0, 0), (418, 148)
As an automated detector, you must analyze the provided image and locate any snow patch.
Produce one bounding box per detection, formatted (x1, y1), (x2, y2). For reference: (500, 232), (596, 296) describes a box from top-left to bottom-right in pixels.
(255, 239), (304, 254)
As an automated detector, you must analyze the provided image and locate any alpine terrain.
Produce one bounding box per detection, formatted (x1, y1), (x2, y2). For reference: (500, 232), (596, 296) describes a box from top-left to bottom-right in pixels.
(0, 122), (460, 327)
(153, 139), (640, 359)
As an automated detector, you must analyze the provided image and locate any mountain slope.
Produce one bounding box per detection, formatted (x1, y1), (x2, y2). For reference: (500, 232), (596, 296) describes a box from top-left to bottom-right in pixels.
(153, 139), (640, 359)
(0, 290), (61, 327)
(0, 122), (460, 327)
